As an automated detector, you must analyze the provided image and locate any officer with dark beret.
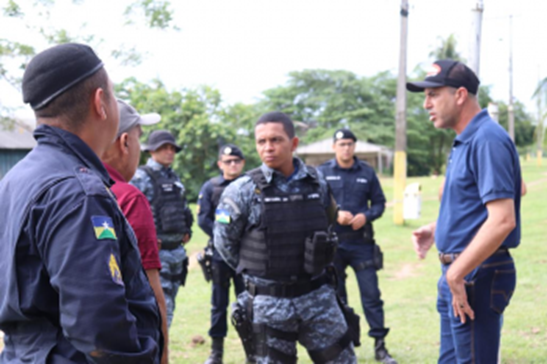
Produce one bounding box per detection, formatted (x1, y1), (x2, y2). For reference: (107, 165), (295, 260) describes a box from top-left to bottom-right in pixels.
(0, 43), (162, 363)
(197, 144), (247, 364)
(318, 129), (396, 363)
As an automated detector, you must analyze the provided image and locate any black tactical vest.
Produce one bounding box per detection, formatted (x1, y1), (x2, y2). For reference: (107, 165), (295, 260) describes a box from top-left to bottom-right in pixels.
(210, 176), (226, 210)
(237, 167), (329, 281)
(140, 166), (188, 236)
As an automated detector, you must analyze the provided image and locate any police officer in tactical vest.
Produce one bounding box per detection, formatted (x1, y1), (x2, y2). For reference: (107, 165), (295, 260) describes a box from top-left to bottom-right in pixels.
(318, 129), (396, 364)
(0, 43), (162, 363)
(197, 144), (247, 364)
(214, 112), (359, 363)
(131, 130), (194, 328)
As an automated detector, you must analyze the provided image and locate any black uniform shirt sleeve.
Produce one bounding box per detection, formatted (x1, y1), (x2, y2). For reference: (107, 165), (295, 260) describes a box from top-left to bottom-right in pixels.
(197, 180), (214, 238)
(362, 171), (386, 222)
(31, 178), (158, 363)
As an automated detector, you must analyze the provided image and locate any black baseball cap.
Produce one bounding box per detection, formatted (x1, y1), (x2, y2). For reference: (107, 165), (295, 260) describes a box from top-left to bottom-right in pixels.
(333, 129), (357, 142)
(22, 43), (104, 110)
(406, 60), (480, 95)
(142, 130), (182, 153)
(218, 144), (245, 160)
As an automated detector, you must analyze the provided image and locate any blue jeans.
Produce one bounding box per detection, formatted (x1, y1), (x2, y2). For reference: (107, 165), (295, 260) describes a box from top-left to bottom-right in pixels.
(437, 250), (516, 364)
(334, 243), (389, 338)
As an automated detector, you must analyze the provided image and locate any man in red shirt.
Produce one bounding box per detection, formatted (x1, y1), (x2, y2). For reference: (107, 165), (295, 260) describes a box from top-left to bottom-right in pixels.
(101, 99), (168, 364)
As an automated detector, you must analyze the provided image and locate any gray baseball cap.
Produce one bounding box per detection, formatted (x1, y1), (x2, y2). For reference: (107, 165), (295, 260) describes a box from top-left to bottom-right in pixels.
(117, 99), (161, 138)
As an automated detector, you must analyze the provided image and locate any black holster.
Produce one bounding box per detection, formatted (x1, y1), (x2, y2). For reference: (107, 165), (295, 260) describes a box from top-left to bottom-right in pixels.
(197, 244), (213, 282)
(373, 243), (383, 271)
(304, 231), (338, 276)
(179, 257), (189, 286)
(336, 294), (361, 347)
(231, 301), (256, 362)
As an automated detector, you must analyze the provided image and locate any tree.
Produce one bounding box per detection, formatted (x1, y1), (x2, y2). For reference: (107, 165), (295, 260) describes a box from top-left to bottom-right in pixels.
(116, 78), (262, 200)
(0, 0), (177, 120)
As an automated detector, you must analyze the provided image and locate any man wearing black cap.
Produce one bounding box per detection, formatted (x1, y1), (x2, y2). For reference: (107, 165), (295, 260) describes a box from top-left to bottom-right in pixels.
(318, 129), (396, 364)
(101, 100), (170, 364)
(197, 144), (246, 364)
(0, 43), (162, 363)
(408, 60), (521, 363)
(132, 129), (194, 328)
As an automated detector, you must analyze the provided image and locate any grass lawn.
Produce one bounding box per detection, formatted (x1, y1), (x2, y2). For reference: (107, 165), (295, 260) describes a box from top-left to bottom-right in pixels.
(171, 158), (547, 363)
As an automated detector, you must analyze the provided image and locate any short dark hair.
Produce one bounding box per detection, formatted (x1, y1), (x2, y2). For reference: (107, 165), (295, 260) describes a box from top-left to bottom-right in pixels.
(255, 111), (295, 139)
(35, 68), (111, 131)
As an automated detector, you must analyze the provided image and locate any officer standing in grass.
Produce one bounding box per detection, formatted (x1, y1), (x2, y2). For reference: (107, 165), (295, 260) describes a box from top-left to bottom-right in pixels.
(0, 43), (161, 363)
(214, 111), (357, 363)
(132, 130), (194, 328)
(318, 129), (396, 364)
(197, 144), (247, 364)
(408, 59), (521, 363)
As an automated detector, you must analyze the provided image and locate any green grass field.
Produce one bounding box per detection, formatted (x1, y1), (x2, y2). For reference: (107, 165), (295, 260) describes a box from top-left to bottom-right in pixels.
(0, 160), (545, 363)
(171, 159), (547, 364)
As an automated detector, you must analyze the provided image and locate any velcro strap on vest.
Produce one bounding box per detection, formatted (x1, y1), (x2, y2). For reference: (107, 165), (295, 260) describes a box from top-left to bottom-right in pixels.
(246, 274), (330, 298)
(307, 329), (352, 363)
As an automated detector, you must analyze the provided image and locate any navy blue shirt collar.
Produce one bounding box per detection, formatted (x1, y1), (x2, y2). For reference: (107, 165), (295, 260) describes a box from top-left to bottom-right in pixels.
(454, 109), (489, 145)
(332, 156), (361, 171)
(33, 124), (112, 186)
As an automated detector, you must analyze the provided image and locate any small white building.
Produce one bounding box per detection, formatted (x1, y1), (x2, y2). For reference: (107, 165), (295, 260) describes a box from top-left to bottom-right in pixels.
(296, 138), (393, 174)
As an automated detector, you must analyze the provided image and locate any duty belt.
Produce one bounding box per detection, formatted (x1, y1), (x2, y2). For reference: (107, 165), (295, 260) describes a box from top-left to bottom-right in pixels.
(246, 274), (332, 298)
(160, 241), (182, 250)
(438, 247), (509, 265)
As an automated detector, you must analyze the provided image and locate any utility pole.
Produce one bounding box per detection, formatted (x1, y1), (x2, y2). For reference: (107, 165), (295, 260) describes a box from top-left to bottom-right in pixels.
(468, 0), (484, 76)
(508, 15), (515, 141)
(537, 66), (544, 166)
(394, 0), (409, 225)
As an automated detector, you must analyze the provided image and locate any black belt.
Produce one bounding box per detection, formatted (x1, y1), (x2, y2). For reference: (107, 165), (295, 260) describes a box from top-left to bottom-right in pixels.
(246, 274), (332, 298)
(439, 247), (509, 265)
(161, 241), (182, 250)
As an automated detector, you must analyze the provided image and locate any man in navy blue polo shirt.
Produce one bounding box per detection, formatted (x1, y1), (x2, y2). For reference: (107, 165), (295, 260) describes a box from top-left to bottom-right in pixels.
(408, 60), (521, 363)
(318, 130), (396, 364)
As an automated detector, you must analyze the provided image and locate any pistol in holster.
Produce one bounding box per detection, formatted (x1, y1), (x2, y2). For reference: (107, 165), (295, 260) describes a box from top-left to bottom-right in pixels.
(231, 301), (256, 362)
(196, 241), (214, 282)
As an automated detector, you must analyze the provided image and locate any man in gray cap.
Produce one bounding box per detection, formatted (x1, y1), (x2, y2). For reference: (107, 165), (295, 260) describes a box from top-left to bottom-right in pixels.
(132, 129), (194, 328)
(0, 43), (162, 363)
(102, 100), (169, 364)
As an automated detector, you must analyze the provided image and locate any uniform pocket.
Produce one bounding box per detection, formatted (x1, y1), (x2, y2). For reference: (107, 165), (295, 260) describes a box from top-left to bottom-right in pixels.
(490, 269), (516, 314)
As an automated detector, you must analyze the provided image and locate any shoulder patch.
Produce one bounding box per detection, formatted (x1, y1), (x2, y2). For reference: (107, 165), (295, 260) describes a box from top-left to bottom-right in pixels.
(91, 216), (118, 240)
(215, 208), (231, 224)
(108, 253), (124, 286)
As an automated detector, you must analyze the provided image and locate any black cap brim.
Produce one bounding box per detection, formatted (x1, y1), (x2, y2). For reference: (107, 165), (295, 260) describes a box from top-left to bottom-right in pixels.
(142, 141), (182, 153)
(406, 80), (446, 93)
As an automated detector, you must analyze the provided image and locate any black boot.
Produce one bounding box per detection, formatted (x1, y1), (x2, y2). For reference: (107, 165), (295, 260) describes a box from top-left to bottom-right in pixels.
(204, 337), (223, 364)
(374, 338), (397, 364)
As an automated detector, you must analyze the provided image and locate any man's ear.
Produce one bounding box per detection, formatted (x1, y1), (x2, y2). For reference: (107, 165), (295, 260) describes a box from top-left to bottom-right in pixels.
(92, 87), (107, 120)
(119, 133), (129, 154)
(456, 87), (469, 106)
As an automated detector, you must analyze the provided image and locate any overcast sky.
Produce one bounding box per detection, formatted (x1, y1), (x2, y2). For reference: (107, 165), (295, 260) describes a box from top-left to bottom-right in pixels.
(2, 0), (546, 120)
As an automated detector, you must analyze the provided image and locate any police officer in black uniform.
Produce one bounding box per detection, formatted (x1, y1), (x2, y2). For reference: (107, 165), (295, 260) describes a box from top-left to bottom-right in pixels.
(318, 129), (396, 364)
(0, 43), (161, 363)
(197, 144), (246, 364)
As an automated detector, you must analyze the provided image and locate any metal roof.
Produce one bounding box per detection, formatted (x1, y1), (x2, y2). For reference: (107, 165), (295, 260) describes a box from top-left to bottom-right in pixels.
(296, 138), (390, 155)
(0, 120), (36, 150)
